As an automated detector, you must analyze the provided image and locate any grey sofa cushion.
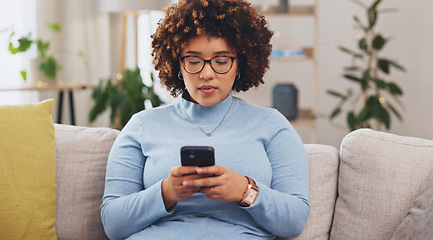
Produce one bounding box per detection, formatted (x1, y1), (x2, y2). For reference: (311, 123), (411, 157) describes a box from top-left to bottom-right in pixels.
(391, 174), (433, 240)
(54, 124), (119, 240)
(331, 129), (433, 240)
(276, 144), (339, 240)
(294, 144), (340, 240)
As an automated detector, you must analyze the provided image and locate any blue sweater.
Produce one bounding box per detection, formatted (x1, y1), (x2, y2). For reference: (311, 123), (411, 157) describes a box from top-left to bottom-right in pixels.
(101, 93), (310, 240)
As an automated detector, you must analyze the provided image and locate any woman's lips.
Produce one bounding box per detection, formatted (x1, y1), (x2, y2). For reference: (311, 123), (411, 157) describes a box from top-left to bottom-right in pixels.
(199, 85), (217, 95)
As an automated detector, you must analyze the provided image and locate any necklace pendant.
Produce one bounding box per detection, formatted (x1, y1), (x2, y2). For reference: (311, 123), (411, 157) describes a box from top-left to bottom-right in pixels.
(206, 133), (212, 137)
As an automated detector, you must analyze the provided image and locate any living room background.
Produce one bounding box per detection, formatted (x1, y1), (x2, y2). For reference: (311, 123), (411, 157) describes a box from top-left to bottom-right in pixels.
(1, 0), (432, 148)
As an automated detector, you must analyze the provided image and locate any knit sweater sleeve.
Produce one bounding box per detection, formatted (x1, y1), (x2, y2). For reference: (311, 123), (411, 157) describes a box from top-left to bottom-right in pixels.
(100, 114), (172, 240)
(245, 110), (310, 238)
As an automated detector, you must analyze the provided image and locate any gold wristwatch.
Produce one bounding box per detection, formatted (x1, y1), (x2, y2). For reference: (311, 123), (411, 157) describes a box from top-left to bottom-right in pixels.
(238, 176), (259, 207)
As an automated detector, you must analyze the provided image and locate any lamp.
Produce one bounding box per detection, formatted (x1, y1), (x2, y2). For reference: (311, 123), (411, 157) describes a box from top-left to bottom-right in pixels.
(98, 0), (172, 72)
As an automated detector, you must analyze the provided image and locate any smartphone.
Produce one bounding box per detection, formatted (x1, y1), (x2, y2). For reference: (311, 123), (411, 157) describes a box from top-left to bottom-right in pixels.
(180, 146), (215, 167)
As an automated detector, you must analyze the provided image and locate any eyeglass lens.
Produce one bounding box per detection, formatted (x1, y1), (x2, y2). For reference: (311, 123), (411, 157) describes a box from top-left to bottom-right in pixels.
(182, 56), (234, 74)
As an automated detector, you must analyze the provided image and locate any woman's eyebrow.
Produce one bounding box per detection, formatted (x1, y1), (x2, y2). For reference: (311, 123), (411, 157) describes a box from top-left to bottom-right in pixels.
(184, 51), (201, 55)
(183, 50), (232, 55)
(215, 51), (231, 55)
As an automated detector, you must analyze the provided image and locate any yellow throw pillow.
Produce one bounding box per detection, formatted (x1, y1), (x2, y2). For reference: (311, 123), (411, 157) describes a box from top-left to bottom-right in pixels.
(0, 99), (57, 240)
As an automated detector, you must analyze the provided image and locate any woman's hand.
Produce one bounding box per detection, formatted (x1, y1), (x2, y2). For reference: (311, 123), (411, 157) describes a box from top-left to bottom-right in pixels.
(161, 166), (204, 210)
(183, 165), (249, 203)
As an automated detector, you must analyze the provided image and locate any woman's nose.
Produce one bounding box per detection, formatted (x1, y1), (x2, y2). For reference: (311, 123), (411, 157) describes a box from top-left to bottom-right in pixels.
(199, 62), (216, 80)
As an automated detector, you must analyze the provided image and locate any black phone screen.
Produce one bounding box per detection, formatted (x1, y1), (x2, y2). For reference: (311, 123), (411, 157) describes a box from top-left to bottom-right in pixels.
(180, 146), (215, 167)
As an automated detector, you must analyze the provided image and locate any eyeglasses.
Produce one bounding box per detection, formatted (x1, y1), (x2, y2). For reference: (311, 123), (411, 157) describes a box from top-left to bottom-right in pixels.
(179, 55), (237, 74)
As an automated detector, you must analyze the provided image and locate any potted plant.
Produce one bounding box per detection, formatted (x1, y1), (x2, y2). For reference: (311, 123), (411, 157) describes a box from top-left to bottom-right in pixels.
(327, 0), (406, 131)
(7, 22), (62, 82)
(89, 67), (164, 130)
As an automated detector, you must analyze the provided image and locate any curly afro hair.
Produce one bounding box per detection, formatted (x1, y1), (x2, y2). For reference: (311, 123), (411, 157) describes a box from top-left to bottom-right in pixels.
(151, 0), (273, 97)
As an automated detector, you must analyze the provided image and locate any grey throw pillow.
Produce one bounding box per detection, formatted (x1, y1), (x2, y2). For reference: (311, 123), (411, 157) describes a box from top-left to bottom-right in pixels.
(391, 175), (433, 240)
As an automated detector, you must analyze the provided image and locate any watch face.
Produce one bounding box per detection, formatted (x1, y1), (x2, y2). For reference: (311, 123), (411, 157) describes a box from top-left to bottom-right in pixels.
(245, 189), (258, 204)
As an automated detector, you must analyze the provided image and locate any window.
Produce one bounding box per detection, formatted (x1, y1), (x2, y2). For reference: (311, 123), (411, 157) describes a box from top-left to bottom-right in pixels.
(0, 0), (37, 104)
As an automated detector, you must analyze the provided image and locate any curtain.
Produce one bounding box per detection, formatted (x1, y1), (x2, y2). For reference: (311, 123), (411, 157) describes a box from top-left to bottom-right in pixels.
(37, 0), (111, 126)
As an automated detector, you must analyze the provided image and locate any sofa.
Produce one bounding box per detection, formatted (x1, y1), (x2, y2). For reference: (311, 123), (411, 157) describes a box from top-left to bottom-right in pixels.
(3, 101), (432, 240)
(49, 124), (433, 240)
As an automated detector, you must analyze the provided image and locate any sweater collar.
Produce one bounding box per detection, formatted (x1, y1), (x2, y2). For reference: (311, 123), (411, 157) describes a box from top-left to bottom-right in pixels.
(180, 91), (234, 124)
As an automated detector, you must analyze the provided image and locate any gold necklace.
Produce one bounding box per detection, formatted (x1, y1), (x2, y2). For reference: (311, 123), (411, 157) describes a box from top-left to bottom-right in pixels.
(182, 98), (234, 137)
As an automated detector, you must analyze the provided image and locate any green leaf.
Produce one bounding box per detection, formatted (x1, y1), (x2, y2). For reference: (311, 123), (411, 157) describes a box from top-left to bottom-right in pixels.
(387, 82), (403, 95)
(368, 8), (378, 29)
(46, 22), (62, 32)
(20, 71), (27, 82)
(353, 16), (368, 32)
(344, 66), (361, 71)
(36, 40), (50, 57)
(388, 60), (406, 72)
(372, 34), (386, 50)
(370, 0), (382, 10)
(378, 59), (390, 74)
(344, 74), (362, 83)
(39, 55), (60, 79)
(380, 106), (391, 129)
(361, 70), (370, 90)
(327, 90), (346, 99)
(8, 35), (33, 54)
(373, 78), (387, 89)
(8, 42), (18, 54)
(366, 96), (381, 118)
(338, 46), (363, 59)
(359, 38), (368, 51)
(385, 102), (403, 121)
(347, 112), (357, 131)
(330, 107), (341, 119)
(357, 107), (370, 123)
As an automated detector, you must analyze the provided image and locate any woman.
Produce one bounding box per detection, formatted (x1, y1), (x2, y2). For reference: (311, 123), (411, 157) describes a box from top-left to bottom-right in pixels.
(101, 0), (310, 239)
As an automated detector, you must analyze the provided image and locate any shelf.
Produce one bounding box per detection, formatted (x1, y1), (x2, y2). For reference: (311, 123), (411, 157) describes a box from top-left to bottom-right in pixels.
(0, 81), (95, 91)
(254, 5), (315, 17)
(290, 109), (315, 128)
(270, 48), (313, 61)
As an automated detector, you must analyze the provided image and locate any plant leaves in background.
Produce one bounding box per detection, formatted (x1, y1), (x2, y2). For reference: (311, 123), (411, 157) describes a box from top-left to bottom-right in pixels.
(39, 55), (60, 79)
(367, 8), (378, 29)
(388, 60), (406, 71)
(20, 71), (27, 82)
(372, 34), (386, 50)
(387, 82), (403, 95)
(359, 38), (368, 51)
(46, 22), (62, 32)
(8, 35), (33, 54)
(378, 58), (390, 74)
(89, 67), (164, 129)
(347, 111), (357, 131)
(339, 46), (364, 59)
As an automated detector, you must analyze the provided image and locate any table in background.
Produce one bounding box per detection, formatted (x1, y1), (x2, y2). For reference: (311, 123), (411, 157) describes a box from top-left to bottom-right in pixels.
(0, 82), (95, 125)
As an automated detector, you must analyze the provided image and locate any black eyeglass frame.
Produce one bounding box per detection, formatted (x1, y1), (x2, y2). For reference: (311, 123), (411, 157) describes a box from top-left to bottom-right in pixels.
(179, 55), (237, 74)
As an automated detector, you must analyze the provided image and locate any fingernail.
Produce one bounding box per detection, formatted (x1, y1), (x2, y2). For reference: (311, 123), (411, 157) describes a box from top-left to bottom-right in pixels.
(196, 168), (203, 173)
(183, 181), (189, 186)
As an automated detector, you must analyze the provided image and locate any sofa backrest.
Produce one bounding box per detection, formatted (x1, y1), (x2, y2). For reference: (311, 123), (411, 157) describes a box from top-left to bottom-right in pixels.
(54, 124), (119, 240)
(331, 129), (433, 240)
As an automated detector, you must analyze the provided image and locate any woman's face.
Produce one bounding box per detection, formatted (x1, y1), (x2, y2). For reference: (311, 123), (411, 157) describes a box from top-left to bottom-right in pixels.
(180, 34), (238, 107)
